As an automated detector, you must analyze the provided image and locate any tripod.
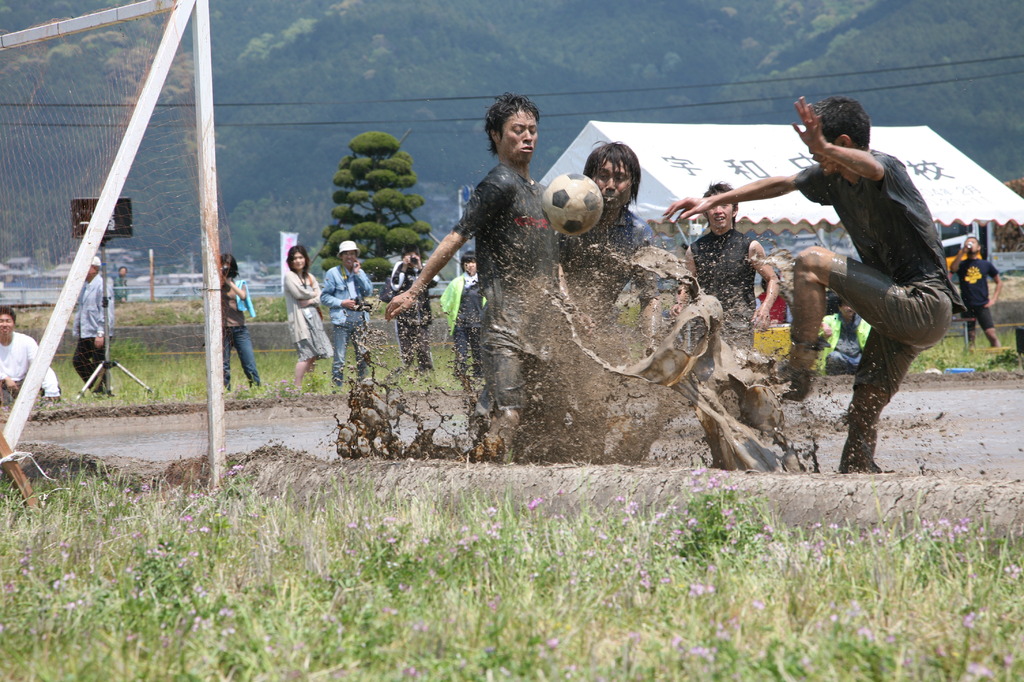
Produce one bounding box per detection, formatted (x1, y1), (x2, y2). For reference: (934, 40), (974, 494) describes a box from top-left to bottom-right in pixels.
(76, 242), (153, 399)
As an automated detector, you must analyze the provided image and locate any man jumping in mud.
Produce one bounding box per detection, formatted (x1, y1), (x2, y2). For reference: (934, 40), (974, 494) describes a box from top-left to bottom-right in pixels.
(385, 93), (557, 455)
(664, 96), (965, 473)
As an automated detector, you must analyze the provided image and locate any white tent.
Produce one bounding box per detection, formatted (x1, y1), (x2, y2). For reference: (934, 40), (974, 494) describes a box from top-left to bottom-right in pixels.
(540, 121), (1024, 234)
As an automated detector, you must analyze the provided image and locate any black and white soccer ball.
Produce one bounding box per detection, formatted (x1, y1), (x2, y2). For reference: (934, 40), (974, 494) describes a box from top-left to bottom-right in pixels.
(542, 173), (603, 236)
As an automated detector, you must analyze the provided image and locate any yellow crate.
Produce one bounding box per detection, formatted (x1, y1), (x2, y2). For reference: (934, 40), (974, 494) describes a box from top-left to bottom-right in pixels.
(754, 324), (791, 357)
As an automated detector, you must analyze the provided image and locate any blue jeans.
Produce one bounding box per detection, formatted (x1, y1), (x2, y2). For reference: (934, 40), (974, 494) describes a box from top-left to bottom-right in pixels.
(332, 320), (369, 386)
(224, 325), (261, 389)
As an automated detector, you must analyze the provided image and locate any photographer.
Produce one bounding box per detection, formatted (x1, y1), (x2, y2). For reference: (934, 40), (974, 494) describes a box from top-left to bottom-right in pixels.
(389, 245), (437, 373)
(220, 253), (261, 390)
(321, 240), (374, 387)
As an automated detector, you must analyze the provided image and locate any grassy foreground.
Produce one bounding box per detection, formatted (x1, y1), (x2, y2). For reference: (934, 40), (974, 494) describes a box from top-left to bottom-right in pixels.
(2, 469), (1023, 680)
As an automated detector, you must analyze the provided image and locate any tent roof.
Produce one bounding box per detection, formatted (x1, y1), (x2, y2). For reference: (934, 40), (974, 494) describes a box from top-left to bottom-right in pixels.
(539, 121), (1024, 228)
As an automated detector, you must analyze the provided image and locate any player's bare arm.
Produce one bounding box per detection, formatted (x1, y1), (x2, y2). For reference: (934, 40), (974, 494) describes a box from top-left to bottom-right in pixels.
(749, 241), (779, 330)
(385, 232), (468, 321)
(663, 176), (798, 223)
(793, 96), (883, 182)
(988, 274), (1003, 307)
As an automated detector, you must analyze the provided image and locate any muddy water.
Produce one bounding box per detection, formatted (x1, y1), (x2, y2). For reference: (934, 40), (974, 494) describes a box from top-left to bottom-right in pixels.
(19, 384), (1024, 477)
(21, 408), (464, 463)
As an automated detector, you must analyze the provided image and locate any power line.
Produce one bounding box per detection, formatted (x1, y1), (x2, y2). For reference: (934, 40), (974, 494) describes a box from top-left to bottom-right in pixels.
(2, 51), (1023, 109)
(216, 66), (1024, 127)
(4, 65), (1022, 130)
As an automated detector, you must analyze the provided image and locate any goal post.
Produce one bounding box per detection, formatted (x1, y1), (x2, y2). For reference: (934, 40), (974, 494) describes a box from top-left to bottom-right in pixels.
(0, 0), (226, 484)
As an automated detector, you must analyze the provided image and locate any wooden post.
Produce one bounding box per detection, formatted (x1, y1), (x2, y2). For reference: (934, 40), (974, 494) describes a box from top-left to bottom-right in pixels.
(0, 432), (39, 508)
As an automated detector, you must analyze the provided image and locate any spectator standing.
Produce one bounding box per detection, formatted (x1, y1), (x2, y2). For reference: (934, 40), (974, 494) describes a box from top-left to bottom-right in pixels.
(440, 252), (485, 382)
(283, 245), (332, 389)
(72, 256), (111, 393)
(321, 240), (373, 387)
(113, 266), (129, 303)
(220, 253), (261, 390)
(950, 236), (1002, 347)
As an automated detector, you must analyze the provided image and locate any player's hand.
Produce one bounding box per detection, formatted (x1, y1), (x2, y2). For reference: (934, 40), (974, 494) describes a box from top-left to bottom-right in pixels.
(820, 321), (833, 339)
(385, 291), (414, 321)
(94, 336), (105, 349)
(751, 307), (771, 331)
(663, 196), (712, 222)
(792, 96), (828, 156)
(352, 260), (362, 274)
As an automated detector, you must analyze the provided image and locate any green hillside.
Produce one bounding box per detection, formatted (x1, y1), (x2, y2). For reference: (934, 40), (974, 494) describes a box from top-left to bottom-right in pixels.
(3, 0), (1022, 261)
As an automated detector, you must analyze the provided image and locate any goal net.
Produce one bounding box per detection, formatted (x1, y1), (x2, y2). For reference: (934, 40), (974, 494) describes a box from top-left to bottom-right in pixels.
(0, 0), (226, 481)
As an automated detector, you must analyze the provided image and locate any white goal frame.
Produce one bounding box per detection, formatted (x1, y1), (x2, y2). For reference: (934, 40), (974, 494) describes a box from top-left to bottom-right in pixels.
(1, 0), (226, 483)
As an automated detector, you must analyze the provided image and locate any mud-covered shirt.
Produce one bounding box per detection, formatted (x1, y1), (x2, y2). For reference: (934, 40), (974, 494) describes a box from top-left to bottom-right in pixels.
(795, 151), (965, 312)
(452, 163), (557, 294)
(956, 258), (999, 308)
(559, 208), (657, 308)
(690, 228), (756, 315)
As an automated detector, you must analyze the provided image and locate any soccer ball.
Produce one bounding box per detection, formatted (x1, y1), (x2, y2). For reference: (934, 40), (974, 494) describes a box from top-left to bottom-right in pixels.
(542, 173), (603, 236)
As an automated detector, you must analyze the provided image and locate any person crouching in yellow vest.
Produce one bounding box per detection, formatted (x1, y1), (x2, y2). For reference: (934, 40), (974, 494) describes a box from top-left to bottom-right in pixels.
(818, 297), (871, 375)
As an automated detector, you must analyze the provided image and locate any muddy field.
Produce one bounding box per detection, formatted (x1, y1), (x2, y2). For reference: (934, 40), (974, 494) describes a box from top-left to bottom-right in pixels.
(7, 369), (1024, 533)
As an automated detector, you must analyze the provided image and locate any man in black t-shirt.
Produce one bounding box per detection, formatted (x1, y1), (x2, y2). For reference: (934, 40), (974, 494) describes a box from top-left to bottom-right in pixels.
(386, 93), (557, 456)
(950, 236), (1002, 348)
(665, 96), (965, 474)
(670, 182), (781, 346)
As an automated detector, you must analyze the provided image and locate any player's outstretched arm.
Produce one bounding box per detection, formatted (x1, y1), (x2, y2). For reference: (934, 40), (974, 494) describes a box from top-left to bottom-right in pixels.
(663, 176), (798, 223)
(385, 232), (468, 321)
(792, 96), (883, 182)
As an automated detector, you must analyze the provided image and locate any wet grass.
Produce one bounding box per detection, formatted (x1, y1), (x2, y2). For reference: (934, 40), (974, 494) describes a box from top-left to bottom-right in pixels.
(2, 469), (1023, 680)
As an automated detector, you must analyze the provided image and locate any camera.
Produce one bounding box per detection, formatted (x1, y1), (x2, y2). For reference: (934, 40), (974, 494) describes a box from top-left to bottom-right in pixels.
(353, 300), (373, 313)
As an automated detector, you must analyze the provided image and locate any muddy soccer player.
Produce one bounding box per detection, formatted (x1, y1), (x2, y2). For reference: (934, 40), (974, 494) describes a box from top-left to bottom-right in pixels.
(670, 181), (781, 347)
(664, 95), (965, 473)
(385, 92), (557, 456)
(558, 142), (661, 350)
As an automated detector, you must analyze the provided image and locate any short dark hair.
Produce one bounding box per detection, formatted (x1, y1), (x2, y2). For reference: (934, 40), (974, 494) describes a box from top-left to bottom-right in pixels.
(0, 305), (15, 323)
(812, 96), (871, 149)
(220, 252), (239, 279)
(485, 92), (540, 155)
(402, 244), (420, 256)
(461, 251), (476, 264)
(703, 181), (737, 211)
(583, 142), (641, 204)
(286, 244), (311, 279)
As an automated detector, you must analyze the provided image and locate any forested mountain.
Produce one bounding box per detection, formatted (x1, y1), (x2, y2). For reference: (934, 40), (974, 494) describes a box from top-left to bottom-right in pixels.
(3, 0), (1022, 262)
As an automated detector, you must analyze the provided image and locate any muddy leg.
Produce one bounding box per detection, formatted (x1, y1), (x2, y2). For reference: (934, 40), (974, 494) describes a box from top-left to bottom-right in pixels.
(783, 247), (838, 400)
(838, 383), (890, 473)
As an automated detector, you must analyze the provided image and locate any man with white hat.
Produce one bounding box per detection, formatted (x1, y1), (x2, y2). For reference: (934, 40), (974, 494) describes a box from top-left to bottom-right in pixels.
(320, 240), (374, 387)
(73, 255), (112, 393)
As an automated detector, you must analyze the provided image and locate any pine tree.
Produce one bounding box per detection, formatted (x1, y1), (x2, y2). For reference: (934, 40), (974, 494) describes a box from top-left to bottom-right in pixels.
(319, 131), (433, 280)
